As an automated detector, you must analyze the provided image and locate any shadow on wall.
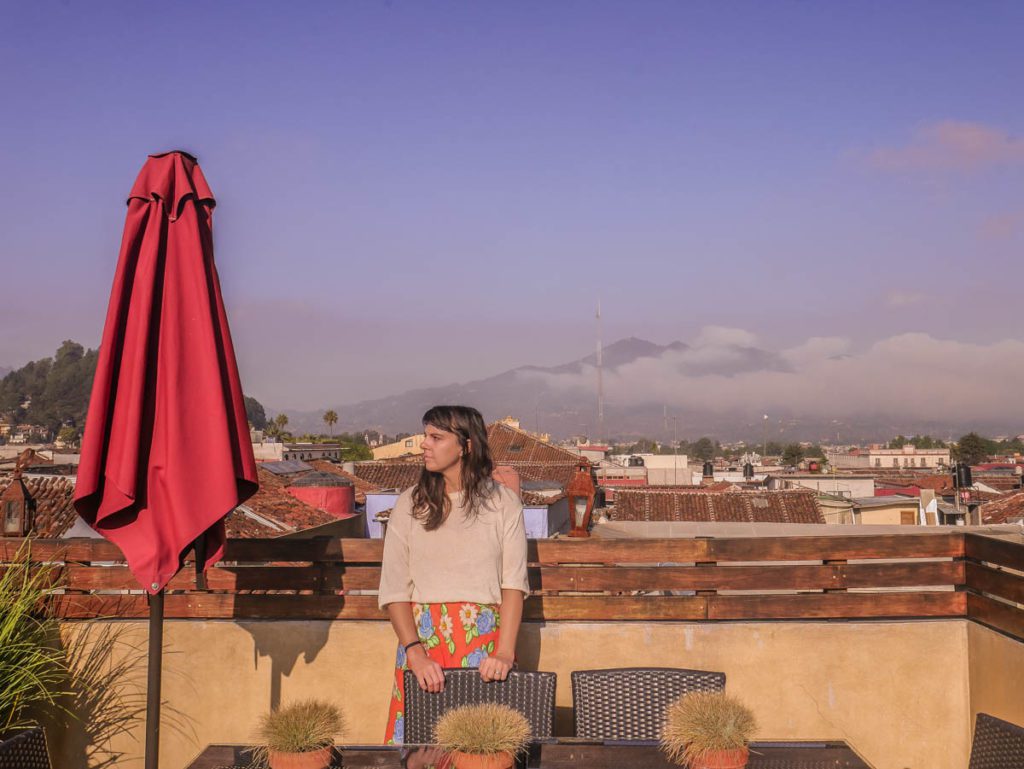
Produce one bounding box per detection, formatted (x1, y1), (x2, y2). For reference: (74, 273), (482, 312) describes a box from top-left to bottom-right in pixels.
(46, 623), (195, 769)
(239, 620), (334, 712)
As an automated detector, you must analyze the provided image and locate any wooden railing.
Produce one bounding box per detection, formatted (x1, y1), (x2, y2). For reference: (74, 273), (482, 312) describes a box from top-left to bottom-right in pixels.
(1, 532), (1021, 640)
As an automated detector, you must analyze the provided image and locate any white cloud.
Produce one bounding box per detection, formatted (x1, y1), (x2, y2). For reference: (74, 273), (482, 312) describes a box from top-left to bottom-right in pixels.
(693, 326), (758, 348)
(518, 328), (1024, 423)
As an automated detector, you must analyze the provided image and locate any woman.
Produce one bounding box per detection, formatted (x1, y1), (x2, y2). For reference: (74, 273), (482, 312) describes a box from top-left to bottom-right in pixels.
(378, 405), (530, 744)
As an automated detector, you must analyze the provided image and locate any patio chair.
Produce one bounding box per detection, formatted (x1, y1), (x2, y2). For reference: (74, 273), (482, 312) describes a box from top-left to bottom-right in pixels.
(0, 726), (51, 769)
(571, 667), (726, 741)
(968, 713), (1024, 769)
(402, 668), (557, 744)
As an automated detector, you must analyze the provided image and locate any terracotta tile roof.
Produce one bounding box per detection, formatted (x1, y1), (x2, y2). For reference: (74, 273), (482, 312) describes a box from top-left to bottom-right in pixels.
(978, 491), (1024, 525)
(226, 467), (339, 538)
(353, 461), (425, 492)
(974, 475), (1021, 492)
(504, 462), (582, 488)
(612, 488), (824, 524)
(486, 422), (583, 464)
(308, 460), (380, 505)
(0, 476), (78, 537)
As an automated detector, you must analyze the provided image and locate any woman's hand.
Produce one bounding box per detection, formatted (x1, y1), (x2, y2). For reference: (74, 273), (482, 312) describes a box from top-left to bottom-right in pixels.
(404, 746), (453, 769)
(479, 651), (514, 682)
(407, 644), (445, 692)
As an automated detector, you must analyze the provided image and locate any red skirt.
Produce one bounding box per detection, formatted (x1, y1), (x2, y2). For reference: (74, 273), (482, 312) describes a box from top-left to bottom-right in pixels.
(384, 602), (501, 744)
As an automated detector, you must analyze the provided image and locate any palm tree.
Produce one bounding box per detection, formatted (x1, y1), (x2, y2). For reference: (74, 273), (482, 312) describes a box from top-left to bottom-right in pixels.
(323, 409), (338, 437)
(274, 413), (289, 437)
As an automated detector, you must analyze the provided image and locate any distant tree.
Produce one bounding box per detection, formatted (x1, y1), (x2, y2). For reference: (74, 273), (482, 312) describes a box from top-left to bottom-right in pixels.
(323, 409), (338, 437)
(691, 437), (716, 461)
(954, 432), (989, 465)
(57, 425), (78, 448)
(244, 396), (268, 430)
(782, 443), (805, 467)
(888, 435), (908, 449)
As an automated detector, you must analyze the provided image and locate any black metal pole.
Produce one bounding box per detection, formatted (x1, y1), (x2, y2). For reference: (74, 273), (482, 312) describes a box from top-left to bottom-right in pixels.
(193, 531), (208, 591)
(145, 588), (164, 769)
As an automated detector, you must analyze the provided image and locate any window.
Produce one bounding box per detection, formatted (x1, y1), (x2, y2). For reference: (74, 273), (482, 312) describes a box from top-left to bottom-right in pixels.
(405, 440), (414, 447)
(920, 458), (927, 467)
(4, 501), (20, 531)
(875, 459), (881, 467)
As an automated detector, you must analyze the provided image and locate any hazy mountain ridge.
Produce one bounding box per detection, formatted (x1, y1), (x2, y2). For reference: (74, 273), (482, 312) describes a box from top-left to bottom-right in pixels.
(281, 337), (1019, 443)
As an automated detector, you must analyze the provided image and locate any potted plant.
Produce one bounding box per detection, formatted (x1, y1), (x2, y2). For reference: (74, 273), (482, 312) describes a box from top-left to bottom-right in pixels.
(0, 542), (70, 763)
(254, 699), (345, 769)
(660, 691), (757, 769)
(433, 703), (531, 769)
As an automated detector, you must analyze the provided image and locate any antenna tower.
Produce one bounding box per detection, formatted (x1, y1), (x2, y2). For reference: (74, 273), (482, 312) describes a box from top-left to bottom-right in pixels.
(596, 300), (604, 441)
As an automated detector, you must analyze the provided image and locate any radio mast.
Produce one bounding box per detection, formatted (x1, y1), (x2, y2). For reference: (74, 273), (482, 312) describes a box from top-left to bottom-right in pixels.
(596, 300), (604, 442)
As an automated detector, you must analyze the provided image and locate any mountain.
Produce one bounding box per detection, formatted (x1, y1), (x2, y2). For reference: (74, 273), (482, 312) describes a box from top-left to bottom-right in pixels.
(281, 337), (1013, 442)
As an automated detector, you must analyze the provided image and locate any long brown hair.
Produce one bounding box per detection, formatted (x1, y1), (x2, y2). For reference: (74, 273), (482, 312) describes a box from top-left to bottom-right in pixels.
(412, 405), (495, 531)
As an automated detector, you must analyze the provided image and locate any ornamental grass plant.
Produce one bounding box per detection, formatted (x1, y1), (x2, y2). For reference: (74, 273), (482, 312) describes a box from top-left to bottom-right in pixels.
(660, 691), (757, 766)
(433, 703), (531, 756)
(253, 699), (344, 762)
(0, 541), (72, 735)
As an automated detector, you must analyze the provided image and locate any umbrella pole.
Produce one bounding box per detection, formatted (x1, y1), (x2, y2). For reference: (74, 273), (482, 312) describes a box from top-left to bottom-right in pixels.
(145, 588), (164, 769)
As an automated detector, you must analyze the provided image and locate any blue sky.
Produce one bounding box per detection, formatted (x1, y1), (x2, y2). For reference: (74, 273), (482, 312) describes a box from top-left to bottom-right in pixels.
(1, 1), (1022, 413)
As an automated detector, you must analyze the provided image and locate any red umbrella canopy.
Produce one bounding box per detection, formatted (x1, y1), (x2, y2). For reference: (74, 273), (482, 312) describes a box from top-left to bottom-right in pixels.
(74, 151), (258, 594)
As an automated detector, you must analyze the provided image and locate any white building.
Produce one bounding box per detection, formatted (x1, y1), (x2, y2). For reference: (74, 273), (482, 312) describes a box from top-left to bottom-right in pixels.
(828, 444), (950, 470)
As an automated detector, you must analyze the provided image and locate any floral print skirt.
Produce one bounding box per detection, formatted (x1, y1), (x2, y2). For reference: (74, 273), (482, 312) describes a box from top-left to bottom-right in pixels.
(384, 602), (501, 744)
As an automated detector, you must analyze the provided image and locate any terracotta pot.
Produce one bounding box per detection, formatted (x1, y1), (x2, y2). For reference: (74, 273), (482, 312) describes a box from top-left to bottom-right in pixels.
(268, 744), (335, 769)
(690, 747), (749, 769)
(448, 750), (515, 769)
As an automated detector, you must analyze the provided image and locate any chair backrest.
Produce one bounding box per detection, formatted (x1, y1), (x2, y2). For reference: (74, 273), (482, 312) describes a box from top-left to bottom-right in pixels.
(0, 726), (51, 769)
(571, 667), (726, 741)
(969, 713), (1024, 769)
(403, 669), (557, 744)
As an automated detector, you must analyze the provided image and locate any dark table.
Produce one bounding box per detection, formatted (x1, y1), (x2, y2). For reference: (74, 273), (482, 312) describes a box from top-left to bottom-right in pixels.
(186, 740), (873, 769)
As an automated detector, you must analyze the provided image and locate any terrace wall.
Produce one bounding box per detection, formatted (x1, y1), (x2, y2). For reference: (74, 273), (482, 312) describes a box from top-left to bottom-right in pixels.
(5, 528), (1017, 769)
(54, 617), (970, 769)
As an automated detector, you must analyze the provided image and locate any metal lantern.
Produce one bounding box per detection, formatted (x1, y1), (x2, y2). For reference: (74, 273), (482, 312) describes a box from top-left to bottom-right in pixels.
(566, 463), (596, 538)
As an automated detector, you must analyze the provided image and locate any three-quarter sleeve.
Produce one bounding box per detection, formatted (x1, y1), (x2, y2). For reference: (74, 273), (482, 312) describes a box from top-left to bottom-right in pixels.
(377, 492), (415, 608)
(500, 490), (531, 597)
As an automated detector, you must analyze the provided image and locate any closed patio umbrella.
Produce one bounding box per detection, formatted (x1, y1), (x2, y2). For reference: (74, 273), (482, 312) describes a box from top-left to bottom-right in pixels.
(74, 150), (258, 769)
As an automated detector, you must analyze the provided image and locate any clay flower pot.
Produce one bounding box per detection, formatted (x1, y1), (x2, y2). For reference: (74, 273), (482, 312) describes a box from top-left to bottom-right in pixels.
(447, 750), (515, 769)
(268, 744), (335, 769)
(690, 747), (749, 769)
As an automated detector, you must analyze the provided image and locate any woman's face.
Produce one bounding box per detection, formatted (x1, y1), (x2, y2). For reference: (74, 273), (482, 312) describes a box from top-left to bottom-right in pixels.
(421, 423), (465, 475)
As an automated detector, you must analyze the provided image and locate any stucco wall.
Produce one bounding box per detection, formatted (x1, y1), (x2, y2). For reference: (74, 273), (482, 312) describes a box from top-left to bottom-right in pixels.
(968, 622), (1024, 736)
(52, 618), (982, 769)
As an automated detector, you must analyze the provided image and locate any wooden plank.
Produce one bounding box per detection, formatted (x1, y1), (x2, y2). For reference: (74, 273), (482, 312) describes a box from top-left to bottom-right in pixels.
(221, 538), (384, 563)
(966, 562), (1024, 605)
(52, 593), (706, 621)
(53, 593), (389, 620)
(62, 564), (383, 592)
(707, 532), (964, 562)
(967, 593), (1024, 643)
(708, 591), (966, 620)
(965, 534), (1024, 572)
(529, 538), (709, 564)
(532, 561), (963, 592)
(524, 595), (707, 621)
(59, 560), (963, 594)
(0, 538), (126, 563)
